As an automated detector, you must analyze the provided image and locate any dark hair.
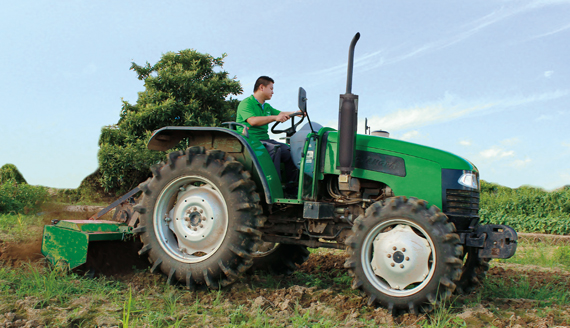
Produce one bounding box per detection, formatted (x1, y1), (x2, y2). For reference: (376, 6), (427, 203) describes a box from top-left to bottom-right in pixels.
(254, 76), (274, 92)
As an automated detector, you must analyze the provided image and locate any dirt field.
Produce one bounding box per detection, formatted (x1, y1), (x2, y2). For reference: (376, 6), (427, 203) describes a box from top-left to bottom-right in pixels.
(1, 235), (570, 327)
(1, 207), (569, 327)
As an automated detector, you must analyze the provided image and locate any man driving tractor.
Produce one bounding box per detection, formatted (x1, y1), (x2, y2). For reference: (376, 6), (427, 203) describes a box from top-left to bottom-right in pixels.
(236, 76), (299, 186)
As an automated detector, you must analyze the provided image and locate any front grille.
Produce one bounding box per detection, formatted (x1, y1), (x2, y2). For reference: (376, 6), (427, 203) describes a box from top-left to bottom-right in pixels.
(444, 189), (480, 230)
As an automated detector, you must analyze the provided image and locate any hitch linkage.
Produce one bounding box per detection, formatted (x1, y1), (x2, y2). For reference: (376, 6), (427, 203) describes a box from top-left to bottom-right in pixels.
(460, 224), (518, 259)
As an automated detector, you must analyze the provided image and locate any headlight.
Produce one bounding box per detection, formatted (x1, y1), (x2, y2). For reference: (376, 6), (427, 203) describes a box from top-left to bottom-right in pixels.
(458, 172), (478, 189)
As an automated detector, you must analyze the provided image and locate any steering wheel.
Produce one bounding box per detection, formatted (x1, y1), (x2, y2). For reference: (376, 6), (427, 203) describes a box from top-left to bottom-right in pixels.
(271, 111), (305, 137)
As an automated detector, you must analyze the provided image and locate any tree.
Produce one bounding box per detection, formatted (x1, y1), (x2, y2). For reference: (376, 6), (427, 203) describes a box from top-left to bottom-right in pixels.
(0, 164), (27, 185)
(98, 50), (243, 193)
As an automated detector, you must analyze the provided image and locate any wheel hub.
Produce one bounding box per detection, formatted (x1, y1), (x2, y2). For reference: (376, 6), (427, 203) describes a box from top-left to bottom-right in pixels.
(187, 211), (201, 226)
(371, 224), (431, 290)
(392, 250), (405, 263)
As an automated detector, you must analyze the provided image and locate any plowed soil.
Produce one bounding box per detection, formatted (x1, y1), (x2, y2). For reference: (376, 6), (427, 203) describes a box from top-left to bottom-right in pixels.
(3, 236), (570, 327)
(2, 208), (570, 327)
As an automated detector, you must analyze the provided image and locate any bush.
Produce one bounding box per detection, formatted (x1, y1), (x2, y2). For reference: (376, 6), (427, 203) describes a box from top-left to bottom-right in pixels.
(0, 181), (49, 214)
(51, 169), (113, 204)
(480, 180), (570, 235)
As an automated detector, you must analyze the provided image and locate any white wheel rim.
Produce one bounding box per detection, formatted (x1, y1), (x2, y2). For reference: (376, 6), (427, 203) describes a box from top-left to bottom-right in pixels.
(361, 218), (436, 297)
(154, 175), (228, 263)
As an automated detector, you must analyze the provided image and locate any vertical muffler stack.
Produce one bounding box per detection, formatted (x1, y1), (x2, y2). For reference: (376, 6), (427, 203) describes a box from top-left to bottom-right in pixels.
(337, 33), (360, 190)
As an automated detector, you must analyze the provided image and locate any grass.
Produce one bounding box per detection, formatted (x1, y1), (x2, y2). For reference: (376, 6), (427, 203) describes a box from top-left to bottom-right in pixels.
(0, 262), (388, 327)
(3, 195), (570, 326)
(482, 275), (570, 306)
(0, 213), (46, 243)
(418, 298), (467, 328)
(0, 264), (122, 308)
(479, 240), (570, 308)
(495, 240), (570, 270)
(1, 247), (569, 327)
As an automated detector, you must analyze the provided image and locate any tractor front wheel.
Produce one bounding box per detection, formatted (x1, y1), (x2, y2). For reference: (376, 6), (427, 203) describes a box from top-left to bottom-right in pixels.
(344, 196), (463, 314)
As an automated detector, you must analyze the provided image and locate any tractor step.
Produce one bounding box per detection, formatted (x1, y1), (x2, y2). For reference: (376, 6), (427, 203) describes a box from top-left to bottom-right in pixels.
(41, 220), (133, 269)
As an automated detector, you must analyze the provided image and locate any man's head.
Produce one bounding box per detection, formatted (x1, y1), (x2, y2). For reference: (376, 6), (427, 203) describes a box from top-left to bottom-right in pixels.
(253, 76), (274, 102)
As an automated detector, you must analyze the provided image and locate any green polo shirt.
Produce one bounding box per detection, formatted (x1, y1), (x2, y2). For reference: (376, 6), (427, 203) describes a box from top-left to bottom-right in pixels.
(236, 95), (280, 140)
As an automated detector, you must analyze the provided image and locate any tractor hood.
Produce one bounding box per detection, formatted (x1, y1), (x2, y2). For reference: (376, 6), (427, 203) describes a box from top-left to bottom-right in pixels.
(325, 131), (476, 172)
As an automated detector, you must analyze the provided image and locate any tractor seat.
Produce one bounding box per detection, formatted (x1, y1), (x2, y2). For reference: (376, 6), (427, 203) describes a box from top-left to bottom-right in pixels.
(290, 122), (323, 169)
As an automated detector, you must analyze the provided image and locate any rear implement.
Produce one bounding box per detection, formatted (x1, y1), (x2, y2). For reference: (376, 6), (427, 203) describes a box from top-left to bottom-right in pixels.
(41, 220), (133, 269)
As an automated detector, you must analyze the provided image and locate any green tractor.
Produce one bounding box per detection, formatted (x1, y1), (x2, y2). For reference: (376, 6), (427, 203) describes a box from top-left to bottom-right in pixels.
(42, 33), (517, 314)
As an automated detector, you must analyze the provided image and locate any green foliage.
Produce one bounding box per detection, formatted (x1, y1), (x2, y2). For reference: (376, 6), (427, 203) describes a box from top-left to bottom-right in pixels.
(480, 180), (570, 234)
(0, 164), (27, 185)
(0, 163), (47, 214)
(52, 169), (112, 204)
(98, 49), (242, 193)
(0, 181), (48, 214)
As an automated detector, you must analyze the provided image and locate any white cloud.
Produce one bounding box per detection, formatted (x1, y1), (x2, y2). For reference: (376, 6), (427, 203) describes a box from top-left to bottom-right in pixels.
(459, 140), (472, 146)
(536, 115), (553, 121)
(498, 90), (569, 108)
(527, 22), (570, 41)
(480, 146), (515, 159)
(510, 157), (532, 168)
(360, 90), (568, 133)
(400, 130), (420, 141)
(313, 0), (570, 79)
(536, 110), (569, 122)
(363, 101), (491, 133)
(501, 137), (520, 146)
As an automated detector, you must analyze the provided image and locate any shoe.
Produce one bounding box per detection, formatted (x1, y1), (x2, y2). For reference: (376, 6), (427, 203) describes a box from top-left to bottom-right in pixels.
(283, 182), (298, 198)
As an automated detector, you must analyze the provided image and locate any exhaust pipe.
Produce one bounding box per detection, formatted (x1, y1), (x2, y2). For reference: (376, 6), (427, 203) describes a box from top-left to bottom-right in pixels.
(337, 33), (360, 179)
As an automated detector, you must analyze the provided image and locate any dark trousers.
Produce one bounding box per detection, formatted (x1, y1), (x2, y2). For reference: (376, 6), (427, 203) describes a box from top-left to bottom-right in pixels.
(260, 139), (298, 183)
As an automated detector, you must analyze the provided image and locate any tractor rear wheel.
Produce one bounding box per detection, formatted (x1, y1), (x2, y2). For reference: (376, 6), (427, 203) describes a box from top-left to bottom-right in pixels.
(344, 196), (463, 314)
(134, 147), (264, 289)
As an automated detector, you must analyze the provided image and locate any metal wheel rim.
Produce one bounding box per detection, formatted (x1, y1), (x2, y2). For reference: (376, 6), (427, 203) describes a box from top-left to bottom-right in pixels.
(153, 175), (228, 263)
(361, 218), (436, 297)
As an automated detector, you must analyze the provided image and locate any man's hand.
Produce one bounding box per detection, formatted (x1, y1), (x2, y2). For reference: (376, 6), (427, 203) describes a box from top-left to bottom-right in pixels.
(247, 111), (297, 126)
(275, 112), (290, 123)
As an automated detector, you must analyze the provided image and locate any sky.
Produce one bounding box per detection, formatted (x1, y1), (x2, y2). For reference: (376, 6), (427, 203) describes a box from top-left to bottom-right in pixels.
(1, 0), (569, 190)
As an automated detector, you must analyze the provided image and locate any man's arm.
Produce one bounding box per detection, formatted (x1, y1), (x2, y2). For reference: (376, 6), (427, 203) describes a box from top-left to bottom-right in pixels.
(247, 111), (297, 126)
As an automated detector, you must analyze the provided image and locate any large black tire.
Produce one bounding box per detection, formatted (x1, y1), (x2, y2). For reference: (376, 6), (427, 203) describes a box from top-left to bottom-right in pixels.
(344, 196), (463, 314)
(455, 246), (490, 295)
(134, 147), (265, 289)
(249, 243), (310, 274)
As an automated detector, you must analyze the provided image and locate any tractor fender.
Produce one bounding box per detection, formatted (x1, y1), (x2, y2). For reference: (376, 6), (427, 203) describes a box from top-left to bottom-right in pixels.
(147, 126), (281, 203)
